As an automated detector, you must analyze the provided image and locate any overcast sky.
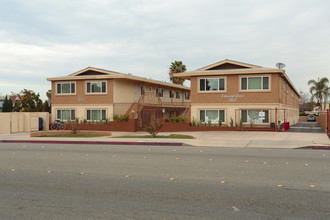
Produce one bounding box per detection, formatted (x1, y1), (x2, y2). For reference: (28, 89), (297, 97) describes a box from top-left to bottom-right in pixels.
(0, 0), (329, 100)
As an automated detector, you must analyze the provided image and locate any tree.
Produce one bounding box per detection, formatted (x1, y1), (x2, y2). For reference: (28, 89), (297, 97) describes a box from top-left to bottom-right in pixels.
(46, 90), (52, 113)
(169, 61), (186, 85)
(2, 95), (13, 112)
(308, 77), (329, 110)
(299, 91), (311, 112)
(13, 89), (43, 112)
(42, 100), (51, 113)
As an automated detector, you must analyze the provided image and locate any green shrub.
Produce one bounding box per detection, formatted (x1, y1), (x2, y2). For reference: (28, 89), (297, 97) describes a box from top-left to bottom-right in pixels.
(168, 115), (186, 123)
(218, 120), (222, 127)
(230, 117), (234, 127)
(114, 114), (129, 122)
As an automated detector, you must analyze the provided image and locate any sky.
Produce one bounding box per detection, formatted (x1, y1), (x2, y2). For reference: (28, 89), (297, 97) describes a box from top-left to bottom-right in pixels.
(0, 0), (329, 100)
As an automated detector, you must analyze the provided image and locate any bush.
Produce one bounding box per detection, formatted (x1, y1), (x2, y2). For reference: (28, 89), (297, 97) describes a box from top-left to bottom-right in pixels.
(168, 116), (186, 123)
(144, 120), (163, 137)
(114, 114), (129, 122)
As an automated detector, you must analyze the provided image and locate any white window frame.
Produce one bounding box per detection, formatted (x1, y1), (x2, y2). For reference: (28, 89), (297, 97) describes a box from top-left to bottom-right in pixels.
(56, 82), (76, 95)
(86, 81), (107, 94)
(56, 109), (76, 121)
(199, 109), (226, 123)
(199, 77), (226, 92)
(86, 109), (107, 121)
(240, 75), (270, 91)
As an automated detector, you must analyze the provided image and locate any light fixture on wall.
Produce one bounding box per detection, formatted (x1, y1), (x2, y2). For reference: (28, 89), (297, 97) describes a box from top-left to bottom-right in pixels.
(162, 108), (165, 114)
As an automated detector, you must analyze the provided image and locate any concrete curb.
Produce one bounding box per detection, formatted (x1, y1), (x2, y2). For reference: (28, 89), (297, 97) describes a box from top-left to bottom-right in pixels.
(0, 140), (184, 146)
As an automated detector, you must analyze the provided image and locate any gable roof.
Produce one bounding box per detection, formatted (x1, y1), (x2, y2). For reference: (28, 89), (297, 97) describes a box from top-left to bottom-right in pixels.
(47, 67), (190, 90)
(69, 67), (122, 76)
(196, 59), (262, 71)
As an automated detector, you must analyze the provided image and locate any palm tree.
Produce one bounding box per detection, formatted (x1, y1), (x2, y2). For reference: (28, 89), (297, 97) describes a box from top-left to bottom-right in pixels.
(169, 61), (186, 85)
(308, 77), (329, 110)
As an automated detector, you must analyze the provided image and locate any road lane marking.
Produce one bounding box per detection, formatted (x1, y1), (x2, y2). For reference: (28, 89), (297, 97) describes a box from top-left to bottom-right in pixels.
(276, 185), (284, 187)
(169, 177), (175, 181)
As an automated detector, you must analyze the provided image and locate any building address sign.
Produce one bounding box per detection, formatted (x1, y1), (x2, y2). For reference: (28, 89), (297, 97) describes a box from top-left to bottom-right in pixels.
(221, 94), (245, 102)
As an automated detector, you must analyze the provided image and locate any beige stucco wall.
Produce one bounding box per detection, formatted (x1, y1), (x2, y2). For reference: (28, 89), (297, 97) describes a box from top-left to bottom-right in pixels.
(113, 79), (135, 103)
(191, 103), (299, 126)
(0, 112), (49, 134)
(52, 104), (114, 122)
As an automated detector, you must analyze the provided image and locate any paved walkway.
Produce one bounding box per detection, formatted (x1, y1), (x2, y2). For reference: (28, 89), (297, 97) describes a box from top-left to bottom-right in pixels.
(0, 130), (329, 149)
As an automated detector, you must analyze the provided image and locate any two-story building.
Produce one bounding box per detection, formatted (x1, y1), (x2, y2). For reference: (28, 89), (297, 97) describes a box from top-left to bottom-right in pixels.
(173, 59), (300, 127)
(47, 67), (190, 129)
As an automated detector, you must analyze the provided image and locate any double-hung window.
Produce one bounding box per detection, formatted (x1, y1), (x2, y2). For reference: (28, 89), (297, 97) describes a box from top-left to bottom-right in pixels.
(156, 88), (163, 97)
(86, 81), (106, 94)
(56, 109), (75, 121)
(199, 78), (225, 92)
(169, 90), (174, 98)
(86, 109), (106, 121)
(241, 76), (269, 90)
(241, 110), (269, 123)
(200, 110), (225, 123)
(184, 92), (190, 100)
(57, 82), (75, 94)
(176, 91), (181, 99)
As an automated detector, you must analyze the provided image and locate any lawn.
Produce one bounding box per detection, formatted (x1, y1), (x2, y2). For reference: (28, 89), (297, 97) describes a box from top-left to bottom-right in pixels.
(45, 135), (105, 138)
(112, 135), (194, 139)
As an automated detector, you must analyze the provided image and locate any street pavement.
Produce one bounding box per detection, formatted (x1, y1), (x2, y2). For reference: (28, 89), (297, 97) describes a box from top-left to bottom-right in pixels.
(287, 121), (324, 133)
(0, 143), (329, 219)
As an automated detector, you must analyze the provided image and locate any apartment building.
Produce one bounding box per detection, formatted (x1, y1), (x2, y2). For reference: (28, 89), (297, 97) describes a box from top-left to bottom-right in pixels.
(47, 67), (190, 129)
(173, 59), (300, 127)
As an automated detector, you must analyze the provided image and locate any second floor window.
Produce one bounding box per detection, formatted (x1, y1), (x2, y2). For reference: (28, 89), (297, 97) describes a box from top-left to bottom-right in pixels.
(199, 78), (225, 92)
(184, 92), (190, 100)
(86, 81), (106, 94)
(241, 76), (269, 90)
(57, 82), (75, 94)
(170, 90), (174, 98)
(156, 88), (163, 97)
(176, 91), (181, 99)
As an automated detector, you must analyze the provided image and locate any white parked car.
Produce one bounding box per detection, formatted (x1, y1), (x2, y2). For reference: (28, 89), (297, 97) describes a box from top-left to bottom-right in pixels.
(307, 114), (316, 121)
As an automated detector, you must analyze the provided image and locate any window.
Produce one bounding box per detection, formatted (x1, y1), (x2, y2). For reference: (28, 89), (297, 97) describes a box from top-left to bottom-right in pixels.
(86, 81), (106, 94)
(241, 110), (269, 123)
(199, 78), (225, 92)
(56, 109), (75, 121)
(156, 88), (163, 97)
(241, 76), (269, 90)
(86, 109), (106, 121)
(176, 91), (181, 99)
(184, 92), (190, 100)
(200, 110), (225, 123)
(169, 90), (174, 98)
(141, 86), (145, 96)
(57, 82), (75, 94)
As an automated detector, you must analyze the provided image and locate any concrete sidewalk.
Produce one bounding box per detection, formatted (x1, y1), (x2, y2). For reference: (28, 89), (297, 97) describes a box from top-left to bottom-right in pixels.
(0, 131), (329, 149)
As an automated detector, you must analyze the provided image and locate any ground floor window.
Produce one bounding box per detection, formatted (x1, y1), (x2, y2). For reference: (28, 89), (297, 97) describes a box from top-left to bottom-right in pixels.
(200, 110), (225, 123)
(241, 110), (269, 123)
(86, 109), (106, 121)
(56, 109), (75, 121)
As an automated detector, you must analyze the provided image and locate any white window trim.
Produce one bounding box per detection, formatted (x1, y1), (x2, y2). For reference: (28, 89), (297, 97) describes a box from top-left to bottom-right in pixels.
(239, 75), (271, 92)
(56, 82), (76, 95)
(86, 81), (107, 94)
(199, 109), (226, 123)
(56, 109), (76, 121)
(86, 109), (107, 121)
(198, 77), (227, 93)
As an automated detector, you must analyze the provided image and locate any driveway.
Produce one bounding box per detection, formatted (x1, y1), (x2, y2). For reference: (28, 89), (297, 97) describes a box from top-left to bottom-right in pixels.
(287, 121), (324, 133)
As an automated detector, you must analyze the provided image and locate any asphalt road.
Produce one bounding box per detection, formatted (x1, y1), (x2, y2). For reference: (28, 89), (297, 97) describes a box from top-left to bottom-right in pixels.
(287, 121), (324, 133)
(0, 143), (329, 219)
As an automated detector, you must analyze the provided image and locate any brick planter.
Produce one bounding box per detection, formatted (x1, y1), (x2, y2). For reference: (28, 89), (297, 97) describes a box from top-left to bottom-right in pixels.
(160, 122), (275, 132)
